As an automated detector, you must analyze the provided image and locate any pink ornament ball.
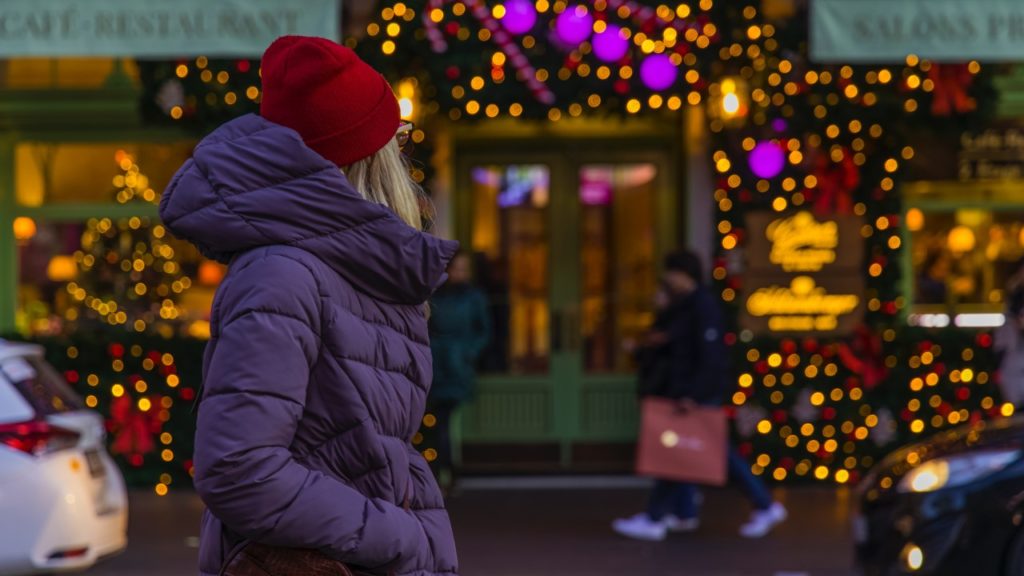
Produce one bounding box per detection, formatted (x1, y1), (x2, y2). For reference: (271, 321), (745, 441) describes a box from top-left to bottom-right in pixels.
(592, 25), (629, 62)
(556, 5), (593, 45)
(639, 54), (678, 91)
(501, 0), (538, 35)
(748, 141), (786, 179)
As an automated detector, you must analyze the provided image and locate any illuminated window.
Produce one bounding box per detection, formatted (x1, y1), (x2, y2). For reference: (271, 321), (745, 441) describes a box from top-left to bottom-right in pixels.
(909, 208), (1024, 312)
(1, 58), (140, 89)
(16, 220), (217, 338)
(470, 165), (552, 374)
(16, 142), (194, 206)
(12, 141), (220, 338)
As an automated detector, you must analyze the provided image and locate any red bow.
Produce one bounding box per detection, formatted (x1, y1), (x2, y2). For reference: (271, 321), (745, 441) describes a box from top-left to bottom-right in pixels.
(811, 148), (860, 215)
(837, 325), (888, 389)
(928, 64), (976, 116)
(108, 395), (162, 465)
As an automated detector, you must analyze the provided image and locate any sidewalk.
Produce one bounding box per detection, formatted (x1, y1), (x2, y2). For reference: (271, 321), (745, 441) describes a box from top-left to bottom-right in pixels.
(82, 481), (856, 576)
(455, 480), (856, 576)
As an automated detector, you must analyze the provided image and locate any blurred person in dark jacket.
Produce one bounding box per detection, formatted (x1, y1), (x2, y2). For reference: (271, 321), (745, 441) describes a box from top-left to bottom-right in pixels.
(996, 258), (1024, 407)
(632, 283), (673, 398)
(613, 250), (787, 541)
(428, 253), (491, 493)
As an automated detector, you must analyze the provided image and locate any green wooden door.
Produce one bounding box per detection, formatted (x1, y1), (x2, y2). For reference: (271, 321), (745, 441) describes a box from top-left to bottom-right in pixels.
(454, 146), (676, 468)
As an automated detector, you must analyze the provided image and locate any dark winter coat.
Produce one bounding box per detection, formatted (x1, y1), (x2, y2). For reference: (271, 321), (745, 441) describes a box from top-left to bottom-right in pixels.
(635, 308), (674, 398)
(662, 287), (729, 405)
(159, 114), (459, 576)
(428, 285), (490, 403)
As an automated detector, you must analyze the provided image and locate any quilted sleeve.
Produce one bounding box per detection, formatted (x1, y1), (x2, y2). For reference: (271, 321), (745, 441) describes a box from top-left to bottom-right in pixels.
(193, 252), (428, 572)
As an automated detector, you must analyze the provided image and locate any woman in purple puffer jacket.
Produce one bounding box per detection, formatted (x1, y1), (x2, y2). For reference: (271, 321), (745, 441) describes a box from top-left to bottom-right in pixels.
(159, 36), (459, 576)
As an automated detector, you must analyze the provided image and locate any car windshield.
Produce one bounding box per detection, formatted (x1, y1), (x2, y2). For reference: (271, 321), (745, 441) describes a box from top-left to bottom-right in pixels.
(0, 355), (83, 419)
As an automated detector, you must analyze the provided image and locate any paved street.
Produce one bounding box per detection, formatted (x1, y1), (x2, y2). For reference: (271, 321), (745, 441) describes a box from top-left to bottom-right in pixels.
(83, 481), (856, 576)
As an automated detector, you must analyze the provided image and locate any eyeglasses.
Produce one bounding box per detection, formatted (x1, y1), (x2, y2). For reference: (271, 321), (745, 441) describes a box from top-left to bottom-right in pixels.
(396, 121), (415, 153)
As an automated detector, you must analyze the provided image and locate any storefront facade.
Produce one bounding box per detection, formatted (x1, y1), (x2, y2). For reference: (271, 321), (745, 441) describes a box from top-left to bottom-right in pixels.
(0, 2), (712, 474)
(443, 116), (695, 468)
(4, 0), (1024, 487)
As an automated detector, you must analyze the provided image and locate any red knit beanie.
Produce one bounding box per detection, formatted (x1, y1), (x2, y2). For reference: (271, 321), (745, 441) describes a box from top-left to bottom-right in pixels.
(260, 36), (401, 167)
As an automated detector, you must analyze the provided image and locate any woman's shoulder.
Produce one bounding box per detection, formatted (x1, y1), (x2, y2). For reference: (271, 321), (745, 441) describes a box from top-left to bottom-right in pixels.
(218, 246), (327, 313)
(230, 246), (326, 283)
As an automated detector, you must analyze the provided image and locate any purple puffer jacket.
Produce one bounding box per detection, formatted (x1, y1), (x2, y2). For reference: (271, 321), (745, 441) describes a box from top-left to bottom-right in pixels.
(159, 114), (459, 576)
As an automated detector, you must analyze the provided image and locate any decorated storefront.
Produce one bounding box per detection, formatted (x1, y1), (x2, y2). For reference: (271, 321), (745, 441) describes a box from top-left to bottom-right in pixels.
(1, 0), (1022, 489)
(354, 0), (1020, 482)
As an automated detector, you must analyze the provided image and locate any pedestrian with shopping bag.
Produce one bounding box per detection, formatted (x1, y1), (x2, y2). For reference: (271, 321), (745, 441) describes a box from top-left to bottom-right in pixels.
(613, 250), (787, 541)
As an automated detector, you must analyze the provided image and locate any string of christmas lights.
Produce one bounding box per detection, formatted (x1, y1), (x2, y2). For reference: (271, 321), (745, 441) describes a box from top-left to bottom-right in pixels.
(708, 4), (1002, 483)
(55, 336), (203, 495)
(49, 0), (1008, 488)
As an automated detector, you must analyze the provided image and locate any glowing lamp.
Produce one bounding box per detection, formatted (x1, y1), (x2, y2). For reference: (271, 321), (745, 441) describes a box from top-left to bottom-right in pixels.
(903, 544), (925, 572)
(13, 217), (36, 242)
(556, 5), (593, 45)
(748, 141), (786, 179)
(592, 25), (629, 62)
(395, 79), (417, 121)
(639, 54), (678, 91)
(906, 208), (925, 232)
(713, 77), (749, 122)
(47, 256), (78, 282)
(198, 261), (226, 286)
(723, 93), (740, 114)
(947, 226), (976, 252)
(500, 0), (537, 35)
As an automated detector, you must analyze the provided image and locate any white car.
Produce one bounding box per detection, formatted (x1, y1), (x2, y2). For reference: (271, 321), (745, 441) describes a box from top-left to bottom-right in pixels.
(0, 341), (128, 574)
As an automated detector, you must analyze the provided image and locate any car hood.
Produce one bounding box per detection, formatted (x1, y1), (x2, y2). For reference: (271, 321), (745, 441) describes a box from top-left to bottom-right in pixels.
(864, 417), (1024, 494)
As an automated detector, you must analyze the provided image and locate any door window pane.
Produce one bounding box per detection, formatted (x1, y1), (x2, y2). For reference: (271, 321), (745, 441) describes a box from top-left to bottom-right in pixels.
(471, 165), (550, 374)
(579, 164), (658, 373)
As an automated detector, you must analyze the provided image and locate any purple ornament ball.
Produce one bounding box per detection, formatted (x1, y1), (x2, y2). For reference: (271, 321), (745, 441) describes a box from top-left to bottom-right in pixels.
(748, 141), (786, 179)
(556, 5), (594, 45)
(502, 0), (537, 35)
(592, 25), (629, 62)
(639, 54), (678, 91)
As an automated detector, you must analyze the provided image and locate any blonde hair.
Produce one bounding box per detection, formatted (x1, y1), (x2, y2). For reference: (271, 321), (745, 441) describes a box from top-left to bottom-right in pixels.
(343, 139), (426, 230)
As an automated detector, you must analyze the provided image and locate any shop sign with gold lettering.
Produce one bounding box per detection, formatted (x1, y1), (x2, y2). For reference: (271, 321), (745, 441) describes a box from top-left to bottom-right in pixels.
(742, 275), (865, 335)
(742, 211), (864, 336)
(746, 211), (863, 273)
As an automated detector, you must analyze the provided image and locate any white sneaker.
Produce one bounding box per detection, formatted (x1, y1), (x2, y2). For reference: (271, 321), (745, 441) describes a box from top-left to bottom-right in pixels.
(612, 513), (668, 541)
(739, 502), (788, 538)
(664, 514), (700, 532)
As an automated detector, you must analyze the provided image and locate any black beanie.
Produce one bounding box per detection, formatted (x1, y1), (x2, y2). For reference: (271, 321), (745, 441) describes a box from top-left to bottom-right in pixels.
(664, 250), (704, 286)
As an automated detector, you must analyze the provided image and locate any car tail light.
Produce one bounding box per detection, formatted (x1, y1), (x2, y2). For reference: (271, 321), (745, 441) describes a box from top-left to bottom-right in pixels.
(0, 420), (80, 456)
(47, 547), (89, 560)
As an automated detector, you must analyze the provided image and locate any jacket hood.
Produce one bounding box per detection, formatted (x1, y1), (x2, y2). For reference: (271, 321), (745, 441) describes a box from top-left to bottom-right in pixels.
(159, 114), (458, 305)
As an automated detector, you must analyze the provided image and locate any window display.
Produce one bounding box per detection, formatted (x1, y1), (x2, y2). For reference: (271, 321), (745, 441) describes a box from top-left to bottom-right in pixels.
(909, 208), (1024, 312)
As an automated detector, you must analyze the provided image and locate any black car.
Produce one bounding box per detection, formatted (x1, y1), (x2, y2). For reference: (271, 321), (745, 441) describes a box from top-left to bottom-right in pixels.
(856, 417), (1024, 575)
